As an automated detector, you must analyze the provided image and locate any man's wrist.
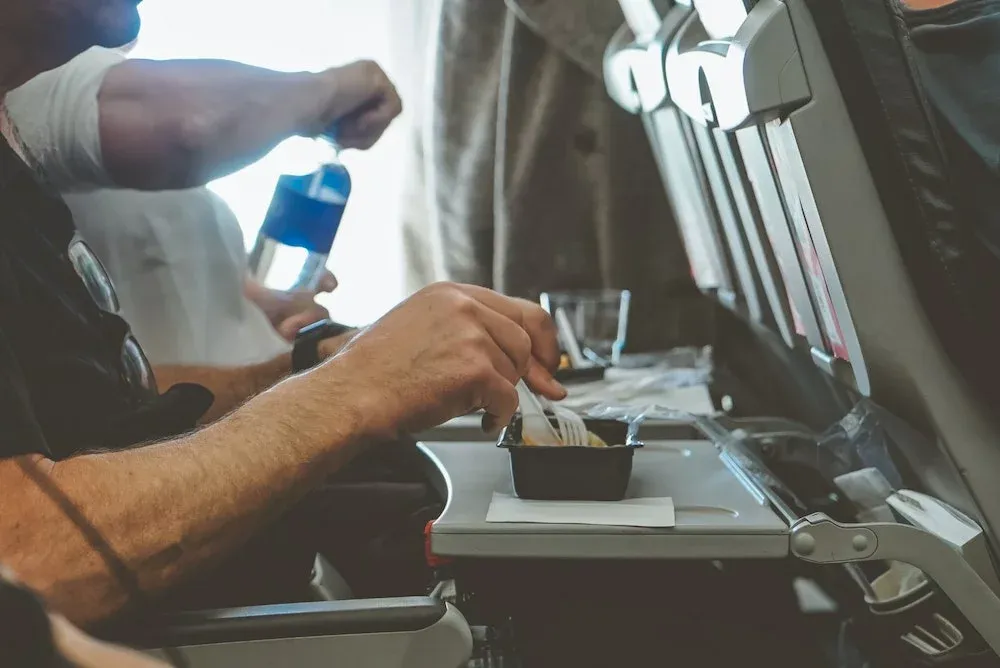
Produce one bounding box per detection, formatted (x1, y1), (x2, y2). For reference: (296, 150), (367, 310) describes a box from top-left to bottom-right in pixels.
(293, 69), (346, 138)
(282, 70), (331, 138)
(232, 369), (375, 471)
(317, 327), (359, 360)
(293, 321), (356, 372)
(301, 353), (392, 444)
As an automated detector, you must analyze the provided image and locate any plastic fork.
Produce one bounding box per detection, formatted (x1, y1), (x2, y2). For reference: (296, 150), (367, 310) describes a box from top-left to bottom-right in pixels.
(561, 407), (590, 446)
(515, 380), (562, 445)
(538, 395), (589, 446)
(557, 408), (589, 446)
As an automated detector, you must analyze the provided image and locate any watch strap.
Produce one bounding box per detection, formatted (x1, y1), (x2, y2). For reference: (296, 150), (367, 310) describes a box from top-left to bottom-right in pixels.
(292, 319), (352, 372)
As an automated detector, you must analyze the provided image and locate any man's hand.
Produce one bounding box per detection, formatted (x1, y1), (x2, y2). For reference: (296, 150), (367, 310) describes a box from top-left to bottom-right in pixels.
(508, 294), (566, 399)
(311, 60), (403, 150)
(245, 272), (338, 341)
(324, 283), (566, 438)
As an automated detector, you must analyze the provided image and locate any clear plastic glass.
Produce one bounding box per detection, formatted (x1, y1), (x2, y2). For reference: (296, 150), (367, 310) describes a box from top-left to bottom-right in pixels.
(540, 289), (632, 366)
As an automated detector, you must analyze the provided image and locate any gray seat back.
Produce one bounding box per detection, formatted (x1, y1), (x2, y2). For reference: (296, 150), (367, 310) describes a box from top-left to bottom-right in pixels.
(607, 1), (751, 317)
(611, 0), (825, 346)
(141, 599), (473, 668)
(655, 0), (1000, 563)
(610, 0), (856, 429)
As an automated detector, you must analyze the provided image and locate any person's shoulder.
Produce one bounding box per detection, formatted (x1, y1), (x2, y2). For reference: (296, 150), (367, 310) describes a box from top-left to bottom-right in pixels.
(5, 47), (126, 190)
(68, 46), (129, 71)
(38, 46), (124, 83)
(8, 47), (125, 104)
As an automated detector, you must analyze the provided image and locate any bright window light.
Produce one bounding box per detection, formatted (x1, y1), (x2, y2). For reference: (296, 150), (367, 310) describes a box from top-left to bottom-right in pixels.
(131, 0), (406, 326)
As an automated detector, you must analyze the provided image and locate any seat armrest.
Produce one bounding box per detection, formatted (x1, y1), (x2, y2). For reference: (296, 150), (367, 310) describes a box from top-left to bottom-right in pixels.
(127, 597), (448, 649)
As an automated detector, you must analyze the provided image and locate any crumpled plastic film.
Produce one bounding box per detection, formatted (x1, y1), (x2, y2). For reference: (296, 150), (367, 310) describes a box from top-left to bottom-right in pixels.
(560, 347), (716, 414)
(583, 403), (695, 424)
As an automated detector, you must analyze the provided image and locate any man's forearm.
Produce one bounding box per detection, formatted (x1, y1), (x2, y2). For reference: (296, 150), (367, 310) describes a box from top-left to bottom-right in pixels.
(155, 356), (293, 423)
(155, 331), (360, 422)
(0, 370), (373, 627)
(98, 59), (336, 190)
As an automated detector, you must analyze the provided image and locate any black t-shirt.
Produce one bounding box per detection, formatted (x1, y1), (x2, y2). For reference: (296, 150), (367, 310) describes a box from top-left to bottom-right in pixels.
(906, 0), (1000, 260)
(0, 139), (208, 460)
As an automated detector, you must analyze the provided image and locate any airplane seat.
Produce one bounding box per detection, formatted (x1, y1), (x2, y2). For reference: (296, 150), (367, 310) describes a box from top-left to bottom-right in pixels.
(406, 1), (1000, 661)
(311, 554), (354, 601)
(802, 0), (1000, 417)
(760, 0), (1000, 538)
(131, 598), (473, 668)
(646, 0), (1000, 533)
(606, 0), (852, 430)
(648, 0), (1000, 659)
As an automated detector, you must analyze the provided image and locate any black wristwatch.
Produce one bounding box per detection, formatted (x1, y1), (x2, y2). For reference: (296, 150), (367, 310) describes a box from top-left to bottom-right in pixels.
(292, 318), (353, 372)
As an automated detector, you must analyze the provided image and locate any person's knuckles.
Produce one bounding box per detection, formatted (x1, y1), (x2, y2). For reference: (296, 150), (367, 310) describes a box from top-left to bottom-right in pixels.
(523, 303), (557, 338)
(426, 280), (465, 296)
(521, 298), (554, 322)
(408, 282), (461, 315)
(524, 316), (561, 367)
(499, 366), (521, 387)
(444, 288), (482, 319)
(450, 323), (492, 357)
(525, 360), (568, 399)
(451, 354), (497, 401)
(358, 59), (381, 79)
(511, 327), (533, 375)
(492, 381), (520, 423)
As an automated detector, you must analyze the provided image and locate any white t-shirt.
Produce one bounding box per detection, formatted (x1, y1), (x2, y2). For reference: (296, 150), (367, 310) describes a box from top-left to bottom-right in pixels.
(5, 47), (291, 366)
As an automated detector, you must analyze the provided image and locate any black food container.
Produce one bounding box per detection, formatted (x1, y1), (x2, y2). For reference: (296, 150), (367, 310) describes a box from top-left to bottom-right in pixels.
(497, 416), (643, 501)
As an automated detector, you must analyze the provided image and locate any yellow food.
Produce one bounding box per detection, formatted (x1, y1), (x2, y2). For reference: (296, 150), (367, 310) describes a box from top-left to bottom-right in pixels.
(559, 354), (572, 370)
(588, 432), (609, 447)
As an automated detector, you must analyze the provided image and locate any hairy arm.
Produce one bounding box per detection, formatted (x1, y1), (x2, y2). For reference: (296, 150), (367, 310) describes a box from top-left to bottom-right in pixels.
(154, 331), (359, 422)
(7, 49), (398, 192)
(98, 59), (343, 190)
(154, 357), (293, 423)
(0, 368), (375, 627)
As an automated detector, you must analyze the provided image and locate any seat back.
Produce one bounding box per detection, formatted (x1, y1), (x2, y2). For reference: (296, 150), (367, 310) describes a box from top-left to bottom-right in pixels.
(610, 0), (836, 346)
(647, 0), (1000, 561)
(609, 0), (855, 429)
(139, 599), (473, 668)
(607, 1), (750, 316)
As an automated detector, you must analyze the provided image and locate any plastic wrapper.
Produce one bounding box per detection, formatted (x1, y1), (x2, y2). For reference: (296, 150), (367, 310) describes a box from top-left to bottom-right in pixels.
(616, 345), (714, 374)
(820, 402), (905, 489)
(737, 401), (904, 496)
(583, 403), (694, 424)
(563, 346), (715, 414)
